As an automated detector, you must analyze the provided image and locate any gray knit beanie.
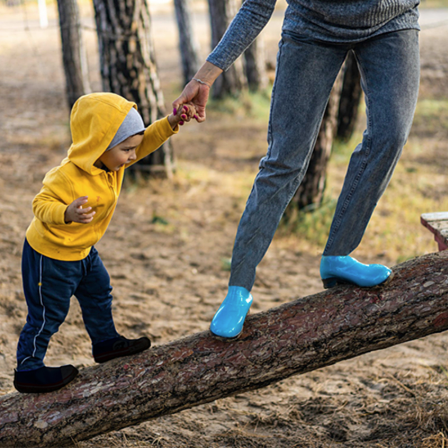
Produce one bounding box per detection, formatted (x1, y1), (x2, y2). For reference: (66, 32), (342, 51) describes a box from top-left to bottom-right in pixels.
(107, 107), (145, 150)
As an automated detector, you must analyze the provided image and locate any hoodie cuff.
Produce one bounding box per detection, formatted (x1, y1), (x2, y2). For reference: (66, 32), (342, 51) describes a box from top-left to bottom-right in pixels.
(53, 204), (69, 225)
(162, 116), (179, 135)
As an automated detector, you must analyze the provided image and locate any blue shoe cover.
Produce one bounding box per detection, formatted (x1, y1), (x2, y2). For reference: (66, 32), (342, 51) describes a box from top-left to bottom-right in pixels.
(210, 286), (253, 339)
(320, 255), (392, 288)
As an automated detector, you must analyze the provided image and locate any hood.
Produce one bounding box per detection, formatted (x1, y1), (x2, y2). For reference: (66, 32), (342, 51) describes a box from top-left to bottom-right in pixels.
(67, 92), (137, 174)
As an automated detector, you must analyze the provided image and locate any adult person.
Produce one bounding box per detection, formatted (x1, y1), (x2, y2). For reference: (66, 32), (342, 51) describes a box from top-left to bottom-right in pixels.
(173, 0), (420, 340)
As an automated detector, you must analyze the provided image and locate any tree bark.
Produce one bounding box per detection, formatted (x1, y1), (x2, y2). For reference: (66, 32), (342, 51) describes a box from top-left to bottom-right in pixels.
(2, 251), (448, 447)
(56, 0), (91, 110)
(208, 0), (246, 99)
(174, 0), (200, 86)
(93, 0), (173, 177)
(337, 50), (363, 142)
(244, 37), (268, 91)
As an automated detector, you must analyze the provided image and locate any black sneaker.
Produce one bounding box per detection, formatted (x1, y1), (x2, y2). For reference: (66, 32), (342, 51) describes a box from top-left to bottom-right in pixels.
(93, 335), (151, 363)
(14, 365), (79, 394)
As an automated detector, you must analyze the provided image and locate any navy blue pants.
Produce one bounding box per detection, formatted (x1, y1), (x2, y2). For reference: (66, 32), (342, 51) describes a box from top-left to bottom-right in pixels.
(17, 239), (119, 371)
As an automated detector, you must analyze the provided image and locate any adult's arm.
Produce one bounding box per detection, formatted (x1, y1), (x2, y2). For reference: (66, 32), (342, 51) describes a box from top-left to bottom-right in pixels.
(207, 0), (277, 72)
(173, 0), (278, 121)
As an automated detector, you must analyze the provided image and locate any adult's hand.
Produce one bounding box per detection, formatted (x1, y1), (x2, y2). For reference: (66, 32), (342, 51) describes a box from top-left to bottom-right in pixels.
(172, 61), (223, 123)
(172, 80), (210, 123)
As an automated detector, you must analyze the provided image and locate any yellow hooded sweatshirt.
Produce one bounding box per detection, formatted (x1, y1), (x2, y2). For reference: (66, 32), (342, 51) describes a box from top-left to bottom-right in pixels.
(26, 92), (178, 261)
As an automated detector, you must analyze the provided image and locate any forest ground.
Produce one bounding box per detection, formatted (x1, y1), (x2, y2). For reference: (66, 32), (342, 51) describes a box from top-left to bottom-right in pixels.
(1, 1), (448, 447)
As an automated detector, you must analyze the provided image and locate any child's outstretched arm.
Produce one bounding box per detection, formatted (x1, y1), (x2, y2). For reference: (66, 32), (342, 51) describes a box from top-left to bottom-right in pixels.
(64, 196), (96, 224)
(127, 103), (197, 168)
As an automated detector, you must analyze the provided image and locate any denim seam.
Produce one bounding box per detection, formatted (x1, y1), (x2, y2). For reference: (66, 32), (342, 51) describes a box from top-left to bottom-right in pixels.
(325, 51), (372, 253)
(285, 166), (310, 208)
(266, 40), (284, 156)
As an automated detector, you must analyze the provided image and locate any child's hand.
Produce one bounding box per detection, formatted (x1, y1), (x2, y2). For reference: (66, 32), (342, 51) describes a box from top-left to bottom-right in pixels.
(65, 196), (96, 224)
(168, 103), (197, 129)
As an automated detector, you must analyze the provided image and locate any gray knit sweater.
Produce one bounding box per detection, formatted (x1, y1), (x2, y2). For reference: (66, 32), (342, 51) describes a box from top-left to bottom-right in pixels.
(207, 0), (420, 71)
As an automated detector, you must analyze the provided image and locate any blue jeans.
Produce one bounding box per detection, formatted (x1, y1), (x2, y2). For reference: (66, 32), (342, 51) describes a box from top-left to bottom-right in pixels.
(17, 239), (119, 370)
(229, 30), (420, 291)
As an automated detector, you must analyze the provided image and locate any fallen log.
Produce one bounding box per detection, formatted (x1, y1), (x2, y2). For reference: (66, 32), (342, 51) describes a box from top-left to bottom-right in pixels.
(1, 251), (448, 447)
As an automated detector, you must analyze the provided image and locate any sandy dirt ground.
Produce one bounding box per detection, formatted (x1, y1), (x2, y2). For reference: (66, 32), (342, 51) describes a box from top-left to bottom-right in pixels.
(1, 2), (448, 447)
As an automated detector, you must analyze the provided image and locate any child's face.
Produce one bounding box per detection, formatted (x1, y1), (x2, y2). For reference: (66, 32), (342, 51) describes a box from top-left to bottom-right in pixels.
(95, 133), (144, 171)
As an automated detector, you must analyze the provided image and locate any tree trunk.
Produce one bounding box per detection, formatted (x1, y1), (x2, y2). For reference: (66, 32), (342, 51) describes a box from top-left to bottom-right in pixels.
(92, 0), (173, 178)
(337, 50), (363, 142)
(244, 37), (268, 91)
(174, 0), (200, 87)
(285, 74), (343, 214)
(56, 0), (91, 110)
(2, 252), (448, 447)
(208, 0), (246, 99)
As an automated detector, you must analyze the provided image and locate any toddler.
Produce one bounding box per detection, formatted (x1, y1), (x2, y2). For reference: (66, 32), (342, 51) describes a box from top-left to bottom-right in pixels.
(14, 92), (195, 393)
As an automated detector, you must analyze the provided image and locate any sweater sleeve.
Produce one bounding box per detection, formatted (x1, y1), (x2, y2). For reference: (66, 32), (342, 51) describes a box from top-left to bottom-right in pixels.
(128, 116), (179, 167)
(207, 0), (277, 72)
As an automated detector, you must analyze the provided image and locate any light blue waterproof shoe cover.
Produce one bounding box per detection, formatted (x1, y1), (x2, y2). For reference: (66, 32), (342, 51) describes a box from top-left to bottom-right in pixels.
(320, 255), (392, 289)
(210, 286), (253, 339)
